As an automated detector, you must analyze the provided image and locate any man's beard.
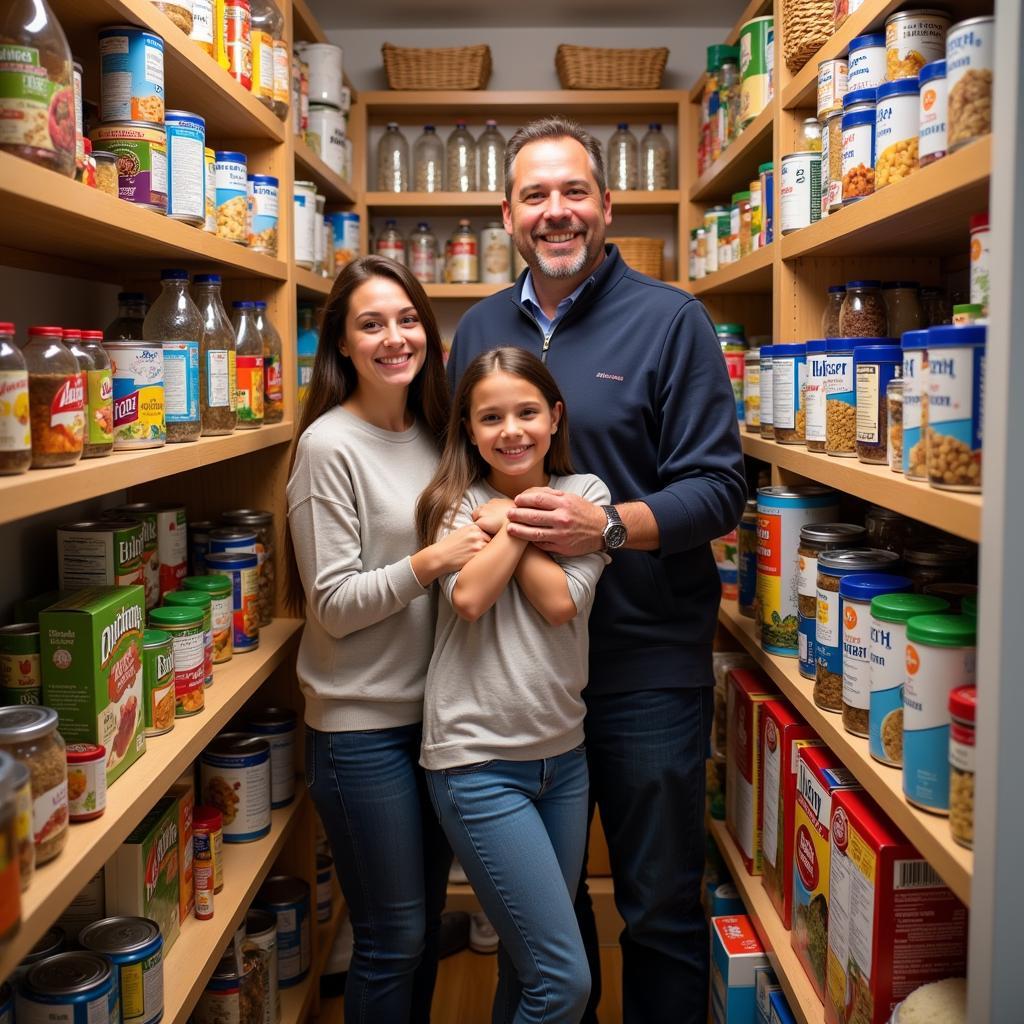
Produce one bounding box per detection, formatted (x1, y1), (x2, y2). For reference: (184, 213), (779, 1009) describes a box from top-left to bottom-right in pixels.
(523, 230), (599, 280)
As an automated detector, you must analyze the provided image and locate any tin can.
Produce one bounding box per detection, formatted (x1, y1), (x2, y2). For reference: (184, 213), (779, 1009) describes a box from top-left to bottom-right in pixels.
(255, 876), (311, 987)
(194, 949), (256, 1024)
(90, 123), (167, 213)
(246, 908), (280, 1024)
(293, 180), (316, 270)
(848, 33), (886, 91)
(328, 211), (360, 269)
(104, 341), (165, 451)
(182, 575), (233, 663)
(315, 853), (333, 923)
(142, 628), (174, 736)
(969, 212), (989, 315)
(193, 827), (214, 920)
(65, 743), (106, 823)
(148, 605), (204, 717)
(305, 43), (344, 107)
(57, 520), (144, 590)
(100, 505), (155, 609)
(203, 147), (216, 233)
(163, 591), (213, 687)
(903, 614), (976, 813)
(206, 551), (260, 653)
(111, 503), (187, 599)
(194, 804), (224, 892)
(755, 486), (840, 657)
(901, 330), (929, 480)
(98, 26), (165, 124)
(817, 58), (848, 119)
(841, 89), (876, 203)
(885, 9), (950, 81)
(223, 0), (253, 90)
(201, 734), (271, 842)
(737, 500), (759, 617)
(780, 152), (821, 233)
(0, 625), (41, 706)
(15, 927), (67, 984)
(209, 527), (257, 556)
(307, 103), (345, 174)
(243, 707), (295, 809)
(17, 952), (117, 1024)
(946, 17), (993, 151)
(165, 110), (205, 226)
(188, 520), (215, 577)
(759, 345), (774, 438)
(739, 16), (773, 126)
(215, 151), (247, 244)
(918, 60), (947, 166)
(875, 79), (919, 188)
(80, 917), (163, 1024)
(771, 343), (807, 444)
(703, 206), (727, 275)
(190, 0), (215, 55)
(247, 174), (279, 255)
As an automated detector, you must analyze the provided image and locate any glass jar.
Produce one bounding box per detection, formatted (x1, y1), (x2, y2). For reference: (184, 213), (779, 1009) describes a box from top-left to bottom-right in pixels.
(61, 331), (100, 461)
(799, 116), (823, 151)
(743, 347), (761, 433)
(887, 377), (904, 472)
(883, 281), (923, 337)
(250, 0), (280, 109)
(719, 56), (741, 146)
(105, 292), (147, 340)
(375, 219), (406, 265)
(0, 751), (19, 944)
(413, 125), (444, 192)
(376, 122), (409, 192)
(12, 757), (33, 890)
(759, 344), (774, 439)
(840, 281), (887, 337)
(476, 120), (505, 192)
(607, 123), (638, 191)
(772, 343), (807, 444)
(864, 505), (912, 554)
(24, 325), (84, 468)
(446, 121), (476, 193)
(804, 339), (828, 452)
(639, 123), (671, 190)
(949, 684), (975, 848)
(447, 220), (478, 284)
(903, 542), (977, 592)
(738, 499), (759, 618)
(854, 342), (901, 464)
(736, 191), (753, 258)
(77, 331), (113, 459)
(0, 706), (68, 866)
(232, 302), (265, 429)
(0, 322), (31, 475)
(93, 150), (118, 196)
(409, 222), (438, 285)
(220, 509), (275, 626)
(254, 304), (284, 425)
(921, 286), (950, 327)
(193, 275), (238, 436)
(822, 284), (845, 337)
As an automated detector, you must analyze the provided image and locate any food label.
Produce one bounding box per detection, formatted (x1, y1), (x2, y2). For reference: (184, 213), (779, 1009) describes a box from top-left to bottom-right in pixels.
(252, 29), (274, 100)
(816, 586), (842, 675)
(264, 353), (283, 405)
(855, 363), (881, 442)
(236, 355), (264, 423)
(760, 356), (773, 426)
(743, 359), (760, 427)
(211, 564), (259, 651)
(92, 128), (167, 210)
(32, 778), (68, 848)
(886, 15), (949, 81)
(167, 119), (205, 222)
(86, 368), (114, 445)
(0, 44), (73, 157)
(144, 640), (175, 735)
(68, 751), (107, 821)
(869, 617), (904, 765)
(824, 353), (853, 406)
(224, 1), (253, 90)
(928, 346), (984, 453)
(805, 353), (827, 441)
(128, 510), (160, 610)
(780, 153), (821, 233)
(190, 0), (215, 47)
(58, 524), (144, 588)
(45, 372), (85, 448)
(842, 600), (871, 713)
(0, 648), (40, 705)
(206, 349), (232, 408)
(201, 749), (270, 841)
(215, 158), (247, 241)
(204, 148), (216, 232)
(848, 43), (886, 91)
(110, 344), (166, 448)
(209, 594), (233, 663)
(169, 627), (205, 717)
(98, 30), (165, 124)
(876, 91), (918, 188)
(773, 356), (805, 430)
(841, 119), (874, 201)
(970, 224), (990, 313)
(0, 369), (30, 452)
(157, 507), (188, 598)
(247, 178), (278, 252)
(161, 340), (200, 423)
(817, 60), (847, 119)
(272, 40), (290, 106)
(448, 238), (478, 283)
(947, 20), (993, 150)
(919, 75), (947, 162)
(118, 949), (163, 1024)
(16, 993), (111, 1024)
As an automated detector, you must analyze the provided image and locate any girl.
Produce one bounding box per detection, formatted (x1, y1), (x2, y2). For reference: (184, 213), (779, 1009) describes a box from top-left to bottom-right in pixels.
(285, 255), (489, 1023)
(416, 347), (610, 1024)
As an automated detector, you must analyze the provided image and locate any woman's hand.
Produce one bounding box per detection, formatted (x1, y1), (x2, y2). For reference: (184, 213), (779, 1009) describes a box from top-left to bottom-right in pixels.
(471, 497), (515, 536)
(412, 523), (490, 586)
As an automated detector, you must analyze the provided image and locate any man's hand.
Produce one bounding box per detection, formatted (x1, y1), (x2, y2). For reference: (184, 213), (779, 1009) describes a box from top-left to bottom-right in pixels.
(471, 497), (515, 536)
(505, 487), (606, 556)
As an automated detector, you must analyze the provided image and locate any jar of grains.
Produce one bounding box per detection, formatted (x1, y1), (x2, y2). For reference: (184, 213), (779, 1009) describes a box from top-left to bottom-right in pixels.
(0, 706), (68, 866)
(772, 343), (807, 444)
(883, 281), (923, 337)
(840, 280), (888, 337)
(854, 341), (901, 464)
(743, 347), (761, 432)
(948, 683), (976, 848)
(759, 345), (774, 439)
(840, 572), (914, 735)
(822, 287), (845, 338)
(903, 541), (977, 592)
(901, 329), (929, 479)
(797, 523), (866, 679)
(824, 337), (863, 457)
(887, 377), (904, 472)
(803, 339), (828, 452)
(815, 548), (901, 711)
(822, 110), (844, 215)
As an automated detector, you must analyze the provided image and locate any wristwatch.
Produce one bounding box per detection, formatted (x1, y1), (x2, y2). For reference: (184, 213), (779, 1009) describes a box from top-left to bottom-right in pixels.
(601, 505), (628, 551)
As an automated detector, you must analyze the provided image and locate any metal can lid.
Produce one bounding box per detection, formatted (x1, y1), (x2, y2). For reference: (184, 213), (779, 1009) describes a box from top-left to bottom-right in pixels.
(246, 907), (277, 938)
(906, 613), (976, 647)
(148, 605), (203, 628)
(205, 551), (259, 569)
(949, 684), (976, 723)
(58, 519), (140, 533)
(165, 110), (206, 129)
(245, 706), (297, 731)
(919, 59), (946, 83)
(757, 484), (838, 502)
(79, 917), (161, 956)
(24, 952), (111, 996)
(209, 527), (258, 542)
(257, 873), (310, 907)
(0, 705), (59, 743)
(204, 733), (271, 759)
(221, 509), (274, 528)
(143, 628), (172, 648)
(818, 548), (902, 574)
(0, 623), (40, 652)
(799, 523), (866, 545)
(66, 743), (105, 764)
(870, 592), (949, 622)
(22, 926), (66, 966)
(839, 573), (913, 600)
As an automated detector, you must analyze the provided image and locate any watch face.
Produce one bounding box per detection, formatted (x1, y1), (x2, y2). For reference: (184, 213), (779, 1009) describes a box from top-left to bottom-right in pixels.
(605, 524), (627, 549)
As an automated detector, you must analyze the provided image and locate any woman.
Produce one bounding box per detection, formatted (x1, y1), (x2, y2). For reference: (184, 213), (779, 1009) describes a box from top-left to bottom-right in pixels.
(286, 255), (489, 1022)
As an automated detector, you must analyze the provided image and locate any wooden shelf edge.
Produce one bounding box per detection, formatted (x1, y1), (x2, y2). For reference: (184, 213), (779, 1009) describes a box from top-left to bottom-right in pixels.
(292, 0), (328, 44)
(423, 283), (507, 299)
(294, 137), (360, 204)
(0, 619), (304, 981)
(360, 90), (688, 112)
(689, 104), (773, 202)
(295, 268), (334, 298)
(689, 244), (775, 295)
(717, 600), (973, 905)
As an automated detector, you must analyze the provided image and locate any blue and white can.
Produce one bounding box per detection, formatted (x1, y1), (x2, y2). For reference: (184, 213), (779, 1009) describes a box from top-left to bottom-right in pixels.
(243, 706), (296, 809)
(901, 330), (929, 480)
(847, 33), (886, 91)
(208, 527), (257, 557)
(214, 151), (248, 244)
(79, 917), (163, 1024)
(327, 211), (361, 268)
(99, 26), (164, 125)
(200, 734), (271, 842)
(255, 876), (311, 988)
(17, 953), (118, 1024)
(165, 111), (205, 225)
(246, 175), (279, 256)
(840, 88), (876, 205)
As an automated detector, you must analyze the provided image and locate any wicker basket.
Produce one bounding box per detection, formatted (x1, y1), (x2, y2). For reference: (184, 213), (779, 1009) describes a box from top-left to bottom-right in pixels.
(382, 42), (492, 90)
(610, 237), (664, 279)
(555, 45), (668, 90)
(782, 0), (834, 74)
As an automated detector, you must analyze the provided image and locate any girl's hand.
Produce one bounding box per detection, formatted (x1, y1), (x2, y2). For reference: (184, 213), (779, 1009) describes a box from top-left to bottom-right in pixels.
(432, 523), (491, 574)
(471, 497), (515, 536)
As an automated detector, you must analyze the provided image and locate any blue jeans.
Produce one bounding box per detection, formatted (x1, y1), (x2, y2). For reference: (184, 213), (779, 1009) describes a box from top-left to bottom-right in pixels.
(426, 748), (591, 1024)
(575, 687), (714, 1024)
(305, 724), (451, 1024)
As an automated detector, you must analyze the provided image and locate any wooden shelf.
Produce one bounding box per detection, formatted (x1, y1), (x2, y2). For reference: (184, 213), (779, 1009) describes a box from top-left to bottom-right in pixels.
(424, 283), (506, 300)
(717, 600), (973, 905)
(164, 794), (307, 1024)
(0, 152), (289, 283)
(689, 104), (773, 203)
(365, 190), (680, 215)
(690, 243), (775, 295)
(296, 267), (334, 299)
(710, 820), (821, 1024)
(292, 0), (327, 43)
(0, 422), (294, 527)
(294, 138), (360, 205)
(361, 90), (686, 119)
(0, 619), (304, 981)
(740, 433), (981, 542)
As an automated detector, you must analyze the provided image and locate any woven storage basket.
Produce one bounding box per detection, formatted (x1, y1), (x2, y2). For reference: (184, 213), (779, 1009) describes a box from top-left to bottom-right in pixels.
(382, 42), (492, 90)
(555, 45), (668, 90)
(610, 237), (664, 279)
(782, 0), (834, 74)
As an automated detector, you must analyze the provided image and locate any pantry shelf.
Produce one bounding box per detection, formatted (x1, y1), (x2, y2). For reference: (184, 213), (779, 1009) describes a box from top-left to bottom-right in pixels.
(296, 267), (334, 300)
(740, 433), (981, 542)
(0, 619), (304, 983)
(0, 422), (294, 527)
(717, 600), (974, 905)
(164, 794), (308, 1024)
(689, 0), (774, 102)
(690, 244), (775, 295)
(294, 138), (360, 205)
(689, 104), (773, 203)
(423, 283), (506, 300)
(364, 190), (681, 215)
(709, 820), (820, 1024)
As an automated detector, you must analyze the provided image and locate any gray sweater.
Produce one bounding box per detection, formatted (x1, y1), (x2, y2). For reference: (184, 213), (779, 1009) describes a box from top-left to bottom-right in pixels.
(287, 405), (438, 732)
(421, 474), (610, 770)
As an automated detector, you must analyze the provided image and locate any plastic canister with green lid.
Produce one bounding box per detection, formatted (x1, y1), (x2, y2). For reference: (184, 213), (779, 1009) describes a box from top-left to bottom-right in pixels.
(163, 590), (213, 687)
(182, 575), (233, 663)
(148, 605), (205, 717)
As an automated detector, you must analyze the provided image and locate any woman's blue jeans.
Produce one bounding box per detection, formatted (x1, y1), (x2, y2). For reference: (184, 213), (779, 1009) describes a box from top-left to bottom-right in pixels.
(426, 747), (591, 1024)
(305, 723), (451, 1024)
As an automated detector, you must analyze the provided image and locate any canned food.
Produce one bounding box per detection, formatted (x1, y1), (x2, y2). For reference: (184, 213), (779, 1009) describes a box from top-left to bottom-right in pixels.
(779, 151), (821, 234)
(885, 9), (950, 81)
(848, 33), (886, 91)
(194, 804), (224, 892)
(307, 103), (346, 174)
(110, 503), (187, 599)
(148, 605), (204, 717)
(98, 26), (165, 124)
(65, 743), (106, 823)
(206, 551), (260, 653)
(104, 341), (165, 451)
(223, 0), (253, 91)
(875, 78), (919, 188)
(841, 88), (876, 203)
(316, 853), (333, 923)
(255, 875), (311, 987)
(0, 624), (41, 706)
(739, 16), (773, 126)
(901, 330), (929, 479)
(142, 629), (174, 736)
(57, 520), (144, 590)
(16, 926), (67, 983)
(328, 211), (360, 269)
(817, 58), (848, 119)
(246, 908), (280, 1024)
(90, 123), (167, 213)
(165, 111), (205, 226)
(200, 734), (271, 843)
(927, 324), (984, 492)
(969, 212), (989, 315)
(17, 952), (117, 1024)
(247, 175), (279, 255)
(193, 825), (214, 920)
(243, 707), (296, 809)
(182, 576), (233, 663)
(293, 180), (317, 270)
(771, 343), (806, 444)
(854, 343), (902, 464)
(209, 527), (257, 556)
(79, 917), (163, 1024)
(194, 949), (258, 1024)
(188, 520), (215, 577)
(946, 17), (993, 151)
(163, 591), (213, 687)
(203, 147), (216, 233)
(215, 151), (248, 244)
(918, 60), (947, 166)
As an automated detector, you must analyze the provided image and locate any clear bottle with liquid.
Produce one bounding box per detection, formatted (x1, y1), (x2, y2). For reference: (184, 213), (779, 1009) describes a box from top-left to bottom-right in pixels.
(447, 220), (478, 284)
(639, 123), (671, 190)
(104, 292), (148, 340)
(254, 301), (284, 425)
(377, 122), (409, 192)
(192, 274), (237, 436)
(409, 223), (438, 284)
(607, 124), (638, 191)
(232, 302), (264, 429)
(375, 219), (406, 265)
(446, 121), (476, 193)
(476, 120), (505, 192)
(413, 125), (445, 192)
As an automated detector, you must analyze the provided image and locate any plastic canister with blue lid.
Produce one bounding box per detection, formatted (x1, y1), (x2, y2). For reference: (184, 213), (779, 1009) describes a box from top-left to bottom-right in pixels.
(854, 341), (901, 464)
(825, 337), (873, 457)
(848, 33), (887, 91)
(214, 151), (247, 244)
(841, 88), (877, 204)
(875, 78), (919, 188)
(918, 59), (947, 166)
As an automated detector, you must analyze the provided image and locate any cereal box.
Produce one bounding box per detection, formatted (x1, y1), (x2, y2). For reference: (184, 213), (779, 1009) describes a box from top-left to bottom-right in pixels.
(726, 668), (778, 874)
(707, 881), (745, 918)
(105, 795), (180, 952)
(755, 968), (781, 1024)
(825, 789), (968, 1024)
(760, 700), (820, 928)
(769, 990), (797, 1024)
(711, 915), (771, 1024)
(40, 586), (146, 787)
(169, 778), (195, 923)
(791, 745), (860, 1000)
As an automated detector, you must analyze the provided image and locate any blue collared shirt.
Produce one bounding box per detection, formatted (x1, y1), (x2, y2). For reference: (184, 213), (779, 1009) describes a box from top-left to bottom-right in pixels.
(520, 272), (593, 338)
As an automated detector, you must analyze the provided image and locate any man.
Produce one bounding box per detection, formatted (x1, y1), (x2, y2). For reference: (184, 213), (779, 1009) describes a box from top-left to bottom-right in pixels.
(446, 116), (746, 1024)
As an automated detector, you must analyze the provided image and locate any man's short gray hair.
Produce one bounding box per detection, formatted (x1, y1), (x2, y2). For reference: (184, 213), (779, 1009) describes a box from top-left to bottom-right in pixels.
(503, 116), (607, 201)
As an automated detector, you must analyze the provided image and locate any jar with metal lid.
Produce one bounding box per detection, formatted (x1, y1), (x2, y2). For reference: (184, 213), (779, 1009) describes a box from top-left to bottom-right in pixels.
(948, 684), (975, 848)
(854, 342), (901, 464)
(221, 509), (276, 626)
(887, 377), (904, 472)
(840, 573), (913, 736)
(821, 285), (845, 338)
(24, 325), (84, 468)
(797, 523), (866, 679)
(0, 322), (30, 476)
(883, 281), (923, 337)
(759, 345), (774, 439)
(0, 622), (41, 706)
(901, 329), (929, 479)
(0, 750), (20, 943)
(815, 548), (901, 711)
(12, 757), (33, 890)
(903, 542), (976, 592)
(738, 499), (759, 618)
(840, 281), (887, 337)
(743, 348), (761, 432)
(864, 505), (913, 554)
(771, 343), (806, 444)
(0, 706), (68, 865)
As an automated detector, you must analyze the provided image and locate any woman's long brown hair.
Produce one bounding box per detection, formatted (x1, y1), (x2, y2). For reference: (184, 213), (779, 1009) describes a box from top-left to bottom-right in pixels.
(285, 255), (450, 613)
(415, 347), (574, 548)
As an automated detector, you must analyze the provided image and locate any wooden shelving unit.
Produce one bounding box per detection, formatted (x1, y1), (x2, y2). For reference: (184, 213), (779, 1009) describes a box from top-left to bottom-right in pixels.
(364, 189), (681, 215)
(689, 104), (773, 203)
(424, 283), (506, 300)
(690, 243), (775, 296)
(295, 267), (333, 300)
(294, 137), (360, 205)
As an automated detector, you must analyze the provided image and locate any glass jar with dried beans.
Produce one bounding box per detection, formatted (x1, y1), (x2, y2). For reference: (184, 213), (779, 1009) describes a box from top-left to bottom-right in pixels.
(854, 342), (901, 464)
(887, 377), (904, 472)
(949, 684), (975, 848)
(840, 280), (887, 337)
(902, 541), (977, 592)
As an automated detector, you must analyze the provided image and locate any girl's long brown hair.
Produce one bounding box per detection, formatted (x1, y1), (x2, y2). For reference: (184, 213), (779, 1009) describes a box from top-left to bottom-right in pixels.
(415, 347), (574, 547)
(285, 255), (450, 613)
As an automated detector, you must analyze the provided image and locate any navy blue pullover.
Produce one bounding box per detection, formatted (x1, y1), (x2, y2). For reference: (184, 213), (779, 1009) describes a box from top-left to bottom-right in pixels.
(448, 245), (747, 694)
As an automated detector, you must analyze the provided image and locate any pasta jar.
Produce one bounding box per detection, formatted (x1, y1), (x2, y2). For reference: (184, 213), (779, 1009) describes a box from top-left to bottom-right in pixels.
(885, 9), (950, 81)
(771, 343), (807, 444)
(841, 88), (876, 204)
(163, 591), (214, 688)
(903, 613), (976, 814)
(918, 59), (947, 166)
(803, 339), (828, 452)
(815, 548), (900, 711)
(946, 16), (994, 152)
(869, 593), (949, 766)
(927, 324), (985, 492)
(759, 344), (774, 439)
(848, 33), (887, 91)
(969, 212), (990, 315)
(887, 377), (905, 472)
(821, 109), (843, 215)
(797, 523), (866, 679)
(840, 573), (913, 736)
(779, 151), (821, 233)
(901, 329), (929, 479)
(148, 605), (205, 718)
(65, 743), (106, 823)
(875, 78), (919, 187)
(948, 684), (976, 848)
(854, 342), (901, 464)
(817, 58), (848, 120)
(738, 499), (759, 618)
(824, 337), (862, 457)
(182, 575), (233, 663)
(0, 751), (20, 943)
(743, 347), (761, 432)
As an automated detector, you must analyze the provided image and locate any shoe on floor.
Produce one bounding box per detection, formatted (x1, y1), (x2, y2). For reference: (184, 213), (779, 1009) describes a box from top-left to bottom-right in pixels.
(469, 912), (499, 954)
(449, 858), (469, 885)
(439, 910), (470, 959)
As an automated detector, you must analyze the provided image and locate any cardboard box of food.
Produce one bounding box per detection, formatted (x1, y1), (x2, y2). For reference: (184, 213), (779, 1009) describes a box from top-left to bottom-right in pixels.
(169, 779), (195, 923)
(711, 914), (772, 1024)
(41, 586), (146, 786)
